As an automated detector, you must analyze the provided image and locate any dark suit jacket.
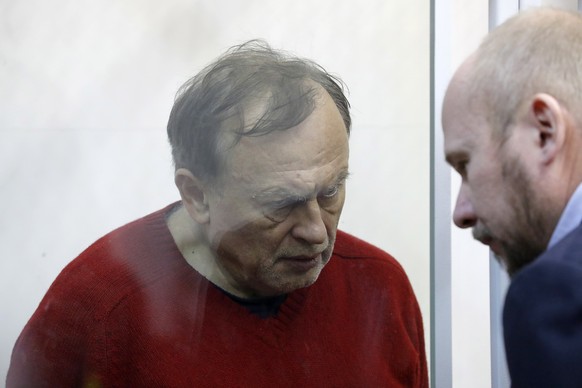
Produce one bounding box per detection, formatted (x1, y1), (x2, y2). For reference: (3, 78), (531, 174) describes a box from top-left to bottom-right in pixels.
(504, 223), (582, 388)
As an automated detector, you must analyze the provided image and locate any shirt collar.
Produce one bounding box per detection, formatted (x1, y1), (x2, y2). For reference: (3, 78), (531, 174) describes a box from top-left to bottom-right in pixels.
(548, 182), (582, 249)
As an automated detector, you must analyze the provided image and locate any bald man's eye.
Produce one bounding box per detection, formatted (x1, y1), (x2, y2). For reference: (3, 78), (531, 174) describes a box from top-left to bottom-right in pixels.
(455, 160), (468, 177)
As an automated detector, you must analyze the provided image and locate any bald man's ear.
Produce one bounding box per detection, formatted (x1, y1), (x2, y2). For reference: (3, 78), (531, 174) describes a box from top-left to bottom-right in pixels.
(175, 168), (210, 224)
(528, 93), (566, 165)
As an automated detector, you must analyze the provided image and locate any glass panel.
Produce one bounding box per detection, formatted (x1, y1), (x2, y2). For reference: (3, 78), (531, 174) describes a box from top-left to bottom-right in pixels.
(1, 0), (430, 383)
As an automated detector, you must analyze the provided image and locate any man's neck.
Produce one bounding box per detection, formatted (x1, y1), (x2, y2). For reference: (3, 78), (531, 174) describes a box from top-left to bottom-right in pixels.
(166, 204), (224, 288)
(548, 181), (582, 249)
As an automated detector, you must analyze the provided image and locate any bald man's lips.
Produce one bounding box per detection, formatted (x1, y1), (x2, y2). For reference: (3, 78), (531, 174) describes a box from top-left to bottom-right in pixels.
(476, 235), (502, 256)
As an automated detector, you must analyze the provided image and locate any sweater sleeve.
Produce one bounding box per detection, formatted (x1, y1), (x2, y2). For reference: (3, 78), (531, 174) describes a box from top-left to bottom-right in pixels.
(7, 206), (182, 387)
(5, 240), (121, 388)
(413, 292), (429, 388)
(332, 230), (429, 387)
(394, 260), (429, 388)
(6, 272), (101, 387)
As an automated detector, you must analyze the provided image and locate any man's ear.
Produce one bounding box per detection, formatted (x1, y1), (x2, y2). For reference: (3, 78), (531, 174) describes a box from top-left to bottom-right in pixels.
(175, 168), (210, 224)
(528, 93), (566, 165)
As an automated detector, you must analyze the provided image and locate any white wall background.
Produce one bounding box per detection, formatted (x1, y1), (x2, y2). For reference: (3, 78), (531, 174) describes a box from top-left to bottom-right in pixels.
(0, 0), (430, 381)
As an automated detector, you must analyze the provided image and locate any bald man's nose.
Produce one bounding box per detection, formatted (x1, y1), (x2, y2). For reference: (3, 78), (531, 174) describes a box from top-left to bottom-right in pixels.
(452, 187), (477, 228)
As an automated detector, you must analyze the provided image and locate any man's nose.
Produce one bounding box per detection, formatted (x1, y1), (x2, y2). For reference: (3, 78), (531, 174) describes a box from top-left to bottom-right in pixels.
(290, 199), (328, 245)
(452, 186), (477, 228)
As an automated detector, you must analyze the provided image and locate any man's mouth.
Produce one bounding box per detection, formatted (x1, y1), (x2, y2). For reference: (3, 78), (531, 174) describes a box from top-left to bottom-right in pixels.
(475, 234), (504, 257)
(473, 226), (503, 255)
(280, 253), (322, 270)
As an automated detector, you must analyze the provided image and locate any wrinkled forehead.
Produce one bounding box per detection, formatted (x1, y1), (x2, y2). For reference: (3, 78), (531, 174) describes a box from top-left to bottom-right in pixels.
(221, 90), (349, 180)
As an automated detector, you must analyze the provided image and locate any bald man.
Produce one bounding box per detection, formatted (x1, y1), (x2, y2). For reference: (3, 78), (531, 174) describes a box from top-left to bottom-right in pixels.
(443, 8), (582, 387)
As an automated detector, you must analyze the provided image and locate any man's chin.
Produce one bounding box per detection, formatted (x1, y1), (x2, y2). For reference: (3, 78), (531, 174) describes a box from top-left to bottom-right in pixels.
(274, 272), (321, 295)
(493, 248), (541, 278)
(490, 251), (511, 273)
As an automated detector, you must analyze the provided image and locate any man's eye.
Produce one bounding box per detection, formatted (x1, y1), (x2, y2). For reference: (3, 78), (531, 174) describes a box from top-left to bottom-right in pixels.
(321, 185), (340, 198)
(268, 198), (300, 210)
(264, 207), (292, 223)
(456, 161), (468, 176)
(262, 198), (304, 223)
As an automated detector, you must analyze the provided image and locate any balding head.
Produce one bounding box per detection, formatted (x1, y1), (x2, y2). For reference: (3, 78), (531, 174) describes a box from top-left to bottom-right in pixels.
(467, 8), (582, 139)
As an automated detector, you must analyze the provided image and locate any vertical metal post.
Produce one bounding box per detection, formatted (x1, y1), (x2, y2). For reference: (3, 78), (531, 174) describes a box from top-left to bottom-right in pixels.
(431, 0), (453, 386)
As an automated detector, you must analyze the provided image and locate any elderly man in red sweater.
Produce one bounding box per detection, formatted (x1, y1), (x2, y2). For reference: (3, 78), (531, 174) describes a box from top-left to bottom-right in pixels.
(7, 40), (428, 387)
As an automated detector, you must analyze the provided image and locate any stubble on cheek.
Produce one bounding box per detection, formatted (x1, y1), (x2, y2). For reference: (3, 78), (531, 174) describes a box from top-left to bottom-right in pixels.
(498, 158), (554, 276)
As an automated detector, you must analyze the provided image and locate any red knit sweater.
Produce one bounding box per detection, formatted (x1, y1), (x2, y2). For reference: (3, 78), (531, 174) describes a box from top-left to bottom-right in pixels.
(7, 204), (428, 387)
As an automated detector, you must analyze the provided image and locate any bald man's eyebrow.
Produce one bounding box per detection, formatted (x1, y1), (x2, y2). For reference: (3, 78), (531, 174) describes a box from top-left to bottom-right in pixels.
(445, 150), (466, 165)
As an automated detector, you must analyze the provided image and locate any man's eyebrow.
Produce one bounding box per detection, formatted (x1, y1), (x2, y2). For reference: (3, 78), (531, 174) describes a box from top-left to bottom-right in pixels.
(252, 187), (300, 202)
(318, 169), (351, 193)
(333, 170), (351, 185)
(252, 170), (351, 202)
